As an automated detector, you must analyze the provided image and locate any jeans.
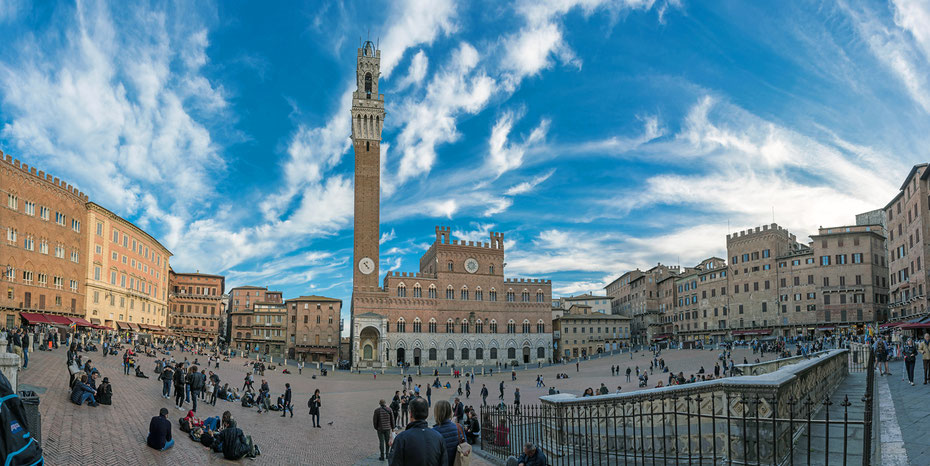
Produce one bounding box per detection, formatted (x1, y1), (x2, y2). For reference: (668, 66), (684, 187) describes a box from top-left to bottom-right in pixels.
(377, 430), (391, 458)
(124, 363), (130, 375)
(210, 391), (217, 405)
(22, 349), (28, 369)
(190, 390), (200, 412)
(427, 394), (431, 406)
(162, 380), (171, 397)
(78, 392), (97, 406)
(311, 412), (319, 426)
(175, 388), (185, 407)
(185, 385), (191, 403)
(906, 360), (916, 383)
(160, 438), (174, 451)
(204, 416), (220, 431)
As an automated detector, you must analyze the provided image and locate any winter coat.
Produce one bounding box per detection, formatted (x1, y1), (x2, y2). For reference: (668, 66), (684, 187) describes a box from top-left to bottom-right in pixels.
(432, 420), (463, 466)
(389, 420), (447, 466)
(373, 405), (394, 431)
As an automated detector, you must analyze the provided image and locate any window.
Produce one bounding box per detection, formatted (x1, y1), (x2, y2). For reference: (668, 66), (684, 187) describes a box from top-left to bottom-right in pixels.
(521, 291), (530, 302)
(54, 212), (66, 226)
(475, 288), (483, 301)
(53, 276), (63, 289)
(537, 320), (545, 333)
(71, 219), (81, 232)
(396, 319), (406, 333)
(428, 285), (436, 299)
(54, 244), (65, 259)
(489, 289), (497, 301)
(6, 194), (17, 210)
(536, 291), (544, 302)
(413, 284), (422, 298)
(397, 283), (406, 297)
(852, 253), (863, 264)
(489, 320), (498, 333)
(446, 286), (454, 300)
(821, 256), (831, 266)
(448, 261), (453, 271)
(23, 235), (34, 251)
(23, 201), (34, 216)
(6, 227), (17, 243)
(461, 320), (469, 333)
(71, 250), (79, 263)
(413, 319), (422, 333)
(522, 320), (531, 333)
(475, 320), (484, 333)
(445, 320), (454, 333)
(507, 320), (516, 333)
(428, 319), (437, 333)
(461, 287), (469, 300)
(506, 290), (515, 302)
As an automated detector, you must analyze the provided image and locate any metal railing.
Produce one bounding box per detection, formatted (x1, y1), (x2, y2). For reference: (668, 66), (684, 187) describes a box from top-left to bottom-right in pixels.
(480, 348), (875, 465)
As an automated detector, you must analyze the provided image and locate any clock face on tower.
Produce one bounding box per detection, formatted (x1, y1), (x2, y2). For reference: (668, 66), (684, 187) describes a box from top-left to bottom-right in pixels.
(464, 258), (479, 274)
(358, 257), (375, 275)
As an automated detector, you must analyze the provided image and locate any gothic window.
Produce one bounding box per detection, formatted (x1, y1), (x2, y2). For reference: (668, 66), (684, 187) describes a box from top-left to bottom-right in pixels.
(428, 285), (437, 299)
(365, 73), (372, 98)
(397, 318), (406, 333)
(460, 320), (469, 333)
(537, 320), (545, 333)
(429, 348), (437, 360)
(460, 286), (468, 300)
(413, 284), (422, 298)
(446, 348), (455, 360)
(536, 290), (544, 302)
(428, 318), (437, 333)
(522, 319), (531, 333)
(475, 319), (483, 333)
(506, 290), (515, 302)
(490, 348), (498, 359)
(446, 319), (455, 333)
(489, 320), (498, 333)
(461, 348), (469, 360)
(475, 287), (483, 301)
(521, 290), (530, 302)
(448, 261), (453, 271)
(508, 347), (516, 360)
(489, 289), (497, 301)
(446, 286), (454, 300)
(397, 283), (406, 297)
(413, 318), (422, 333)
(475, 348), (484, 360)
(507, 320), (516, 334)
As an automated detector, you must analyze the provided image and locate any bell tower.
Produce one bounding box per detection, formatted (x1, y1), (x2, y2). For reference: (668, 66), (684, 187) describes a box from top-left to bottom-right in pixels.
(351, 40), (385, 291)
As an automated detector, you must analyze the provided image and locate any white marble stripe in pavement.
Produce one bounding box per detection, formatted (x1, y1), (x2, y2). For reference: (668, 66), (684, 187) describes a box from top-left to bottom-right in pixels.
(878, 376), (909, 465)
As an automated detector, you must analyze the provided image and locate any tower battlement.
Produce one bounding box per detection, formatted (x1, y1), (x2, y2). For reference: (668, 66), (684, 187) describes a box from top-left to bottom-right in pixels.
(2, 151), (89, 202)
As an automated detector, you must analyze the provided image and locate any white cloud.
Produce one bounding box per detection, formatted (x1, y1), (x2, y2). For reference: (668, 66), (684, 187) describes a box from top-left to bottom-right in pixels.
(396, 49), (429, 90)
(395, 42), (495, 182)
(487, 110), (550, 177)
(379, 0), (457, 78)
(380, 228), (397, 245)
(505, 169), (555, 196)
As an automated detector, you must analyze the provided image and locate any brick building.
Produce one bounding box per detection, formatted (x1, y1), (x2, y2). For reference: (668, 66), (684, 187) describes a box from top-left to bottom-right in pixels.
(285, 296), (342, 362)
(553, 304), (631, 361)
(348, 43), (553, 369)
(604, 264), (682, 345)
(810, 226), (889, 326)
(228, 286), (283, 355)
(84, 202), (171, 331)
(885, 164), (929, 319)
(168, 270), (225, 344)
(1, 153), (89, 327)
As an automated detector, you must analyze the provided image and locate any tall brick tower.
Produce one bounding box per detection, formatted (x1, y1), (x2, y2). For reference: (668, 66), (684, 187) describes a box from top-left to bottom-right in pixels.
(351, 41), (384, 291)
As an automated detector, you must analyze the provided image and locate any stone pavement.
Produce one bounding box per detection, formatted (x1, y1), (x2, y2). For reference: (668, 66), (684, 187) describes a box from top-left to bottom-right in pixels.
(881, 362), (930, 465)
(19, 344), (771, 465)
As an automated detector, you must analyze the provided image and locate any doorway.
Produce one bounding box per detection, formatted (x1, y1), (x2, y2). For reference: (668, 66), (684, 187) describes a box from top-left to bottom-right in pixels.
(523, 346), (530, 364)
(397, 347), (406, 365)
(413, 348), (421, 366)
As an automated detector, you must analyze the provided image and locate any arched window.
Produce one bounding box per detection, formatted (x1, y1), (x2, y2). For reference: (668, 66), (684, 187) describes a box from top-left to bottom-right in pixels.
(365, 72), (372, 98)
(236, 332), (242, 339)
(537, 347), (546, 359)
(245, 332), (251, 339)
(489, 288), (497, 301)
(507, 320), (516, 334)
(446, 348), (455, 360)
(475, 319), (484, 333)
(397, 283), (406, 297)
(460, 286), (469, 300)
(446, 319), (455, 333)
(537, 320), (545, 333)
(475, 286), (483, 301)
(429, 318), (437, 333)
(447, 261), (454, 271)
(536, 290), (544, 302)
(522, 290), (530, 302)
(429, 348), (437, 360)
(461, 348), (470, 360)
(506, 289), (515, 302)
(522, 319), (531, 333)
(446, 286), (454, 300)
(428, 284), (437, 299)
(460, 319), (469, 334)
(507, 347), (516, 360)
(476, 347), (484, 360)
(413, 283), (422, 298)
(364, 344), (373, 359)
(413, 318), (422, 333)
(490, 348), (498, 360)
(490, 320), (498, 333)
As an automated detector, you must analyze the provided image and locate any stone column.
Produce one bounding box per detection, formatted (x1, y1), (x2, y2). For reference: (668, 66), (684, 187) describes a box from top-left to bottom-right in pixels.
(0, 335), (21, 392)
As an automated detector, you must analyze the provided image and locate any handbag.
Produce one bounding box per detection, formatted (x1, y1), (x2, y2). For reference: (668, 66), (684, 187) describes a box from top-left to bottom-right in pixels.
(454, 423), (472, 466)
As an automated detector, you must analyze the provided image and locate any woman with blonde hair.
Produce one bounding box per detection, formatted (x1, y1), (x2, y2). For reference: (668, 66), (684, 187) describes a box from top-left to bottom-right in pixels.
(432, 400), (464, 466)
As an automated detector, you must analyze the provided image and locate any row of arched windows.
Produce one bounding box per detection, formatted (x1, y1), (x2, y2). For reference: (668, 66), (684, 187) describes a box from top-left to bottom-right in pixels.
(395, 283), (545, 302)
(386, 317), (547, 334)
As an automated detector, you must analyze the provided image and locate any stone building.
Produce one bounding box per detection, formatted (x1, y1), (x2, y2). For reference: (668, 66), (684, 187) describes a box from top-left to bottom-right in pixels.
(553, 294), (613, 316)
(84, 202), (171, 331)
(228, 286), (283, 355)
(553, 304), (631, 361)
(885, 164), (929, 319)
(285, 295), (342, 362)
(348, 43), (553, 369)
(1, 153), (89, 327)
(168, 270), (225, 344)
(810, 225), (889, 325)
(604, 264), (682, 345)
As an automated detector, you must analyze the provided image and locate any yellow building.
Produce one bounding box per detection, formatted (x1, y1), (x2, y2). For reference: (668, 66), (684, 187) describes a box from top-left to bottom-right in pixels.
(83, 202), (171, 331)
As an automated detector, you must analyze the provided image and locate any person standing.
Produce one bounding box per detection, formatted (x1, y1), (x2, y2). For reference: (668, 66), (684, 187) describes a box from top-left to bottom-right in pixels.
(919, 333), (930, 384)
(123, 351), (131, 375)
(159, 364), (174, 399)
(499, 381), (505, 400)
(480, 384), (489, 406)
(904, 338), (918, 386)
(173, 363), (186, 410)
(514, 388), (521, 415)
(389, 397), (446, 465)
(372, 399), (395, 461)
(189, 366), (203, 413)
(453, 397), (465, 424)
(432, 400), (464, 466)
(308, 389), (321, 427)
(280, 383), (294, 418)
(21, 331), (29, 370)
(426, 383), (432, 407)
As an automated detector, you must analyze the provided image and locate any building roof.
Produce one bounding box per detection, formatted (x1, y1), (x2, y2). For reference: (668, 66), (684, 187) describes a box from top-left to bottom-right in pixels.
(286, 295), (342, 303)
(562, 293), (610, 301)
(171, 270), (225, 279)
(229, 285), (268, 290)
(557, 312), (631, 321)
(87, 202), (172, 256)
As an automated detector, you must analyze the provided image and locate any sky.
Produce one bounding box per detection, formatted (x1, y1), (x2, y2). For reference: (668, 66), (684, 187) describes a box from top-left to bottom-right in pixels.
(1, 0), (930, 331)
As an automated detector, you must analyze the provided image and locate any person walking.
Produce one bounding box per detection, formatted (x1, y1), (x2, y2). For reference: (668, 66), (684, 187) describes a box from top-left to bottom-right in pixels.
(919, 333), (930, 384)
(480, 384), (489, 406)
(389, 397), (446, 465)
(499, 381), (505, 400)
(426, 384), (432, 407)
(372, 399), (395, 462)
(308, 389), (321, 427)
(281, 383), (294, 418)
(514, 388), (521, 415)
(173, 363), (186, 410)
(904, 338), (918, 386)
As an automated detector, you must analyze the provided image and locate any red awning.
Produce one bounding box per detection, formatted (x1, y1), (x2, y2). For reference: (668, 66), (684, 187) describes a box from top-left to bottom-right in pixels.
(67, 317), (93, 327)
(19, 313), (51, 324)
(128, 323), (140, 331)
(901, 323), (930, 329)
(44, 315), (74, 325)
(115, 321), (129, 330)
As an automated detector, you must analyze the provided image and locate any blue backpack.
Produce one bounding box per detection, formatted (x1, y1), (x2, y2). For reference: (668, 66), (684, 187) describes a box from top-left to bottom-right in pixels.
(0, 370), (44, 465)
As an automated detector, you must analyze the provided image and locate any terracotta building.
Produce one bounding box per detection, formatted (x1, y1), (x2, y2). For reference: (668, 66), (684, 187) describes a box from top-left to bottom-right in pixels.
(84, 202), (171, 331)
(285, 295), (342, 362)
(885, 164), (929, 319)
(810, 225), (889, 325)
(604, 264), (682, 345)
(348, 43), (553, 369)
(1, 153), (89, 327)
(553, 304), (631, 361)
(228, 286), (283, 355)
(168, 270), (225, 344)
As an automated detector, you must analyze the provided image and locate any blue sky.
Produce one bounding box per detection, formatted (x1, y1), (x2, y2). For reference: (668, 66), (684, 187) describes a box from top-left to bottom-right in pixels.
(2, 0), (930, 329)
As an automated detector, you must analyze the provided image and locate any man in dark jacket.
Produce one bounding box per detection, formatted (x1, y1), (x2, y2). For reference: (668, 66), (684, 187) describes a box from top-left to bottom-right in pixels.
(147, 408), (174, 451)
(173, 364), (185, 409)
(389, 397), (445, 466)
(189, 366), (204, 412)
(506, 442), (547, 466)
(280, 383), (293, 418)
(453, 397), (464, 423)
(373, 399), (395, 461)
(216, 419), (251, 460)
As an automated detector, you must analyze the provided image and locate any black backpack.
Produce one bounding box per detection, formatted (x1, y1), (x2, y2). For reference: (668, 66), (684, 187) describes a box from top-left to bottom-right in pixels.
(0, 371), (44, 465)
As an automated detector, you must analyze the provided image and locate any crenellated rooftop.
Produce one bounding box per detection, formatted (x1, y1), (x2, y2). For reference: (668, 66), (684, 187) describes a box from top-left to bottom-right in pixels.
(1, 151), (90, 202)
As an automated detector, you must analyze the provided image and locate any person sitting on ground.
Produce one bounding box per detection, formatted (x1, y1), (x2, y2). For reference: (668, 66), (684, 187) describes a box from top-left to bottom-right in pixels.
(135, 366), (149, 378)
(70, 373), (98, 406)
(147, 407), (174, 451)
(97, 377), (113, 405)
(184, 409), (204, 428)
(215, 419), (252, 460)
(506, 442), (547, 466)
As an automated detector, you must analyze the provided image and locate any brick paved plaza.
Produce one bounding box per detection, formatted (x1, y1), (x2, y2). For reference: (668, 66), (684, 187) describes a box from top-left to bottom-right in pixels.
(21, 344), (774, 465)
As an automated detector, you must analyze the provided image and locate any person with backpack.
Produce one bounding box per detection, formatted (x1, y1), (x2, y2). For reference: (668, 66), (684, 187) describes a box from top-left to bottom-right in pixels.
(146, 408), (173, 451)
(173, 363), (185, 410)
(432, 400), (468, 466)
(308, 388), (321, 427)
(216, 419), (255, 460)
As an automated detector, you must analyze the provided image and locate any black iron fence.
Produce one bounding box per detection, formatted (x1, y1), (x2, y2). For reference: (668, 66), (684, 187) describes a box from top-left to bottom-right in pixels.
(480, 348), (875, 465)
